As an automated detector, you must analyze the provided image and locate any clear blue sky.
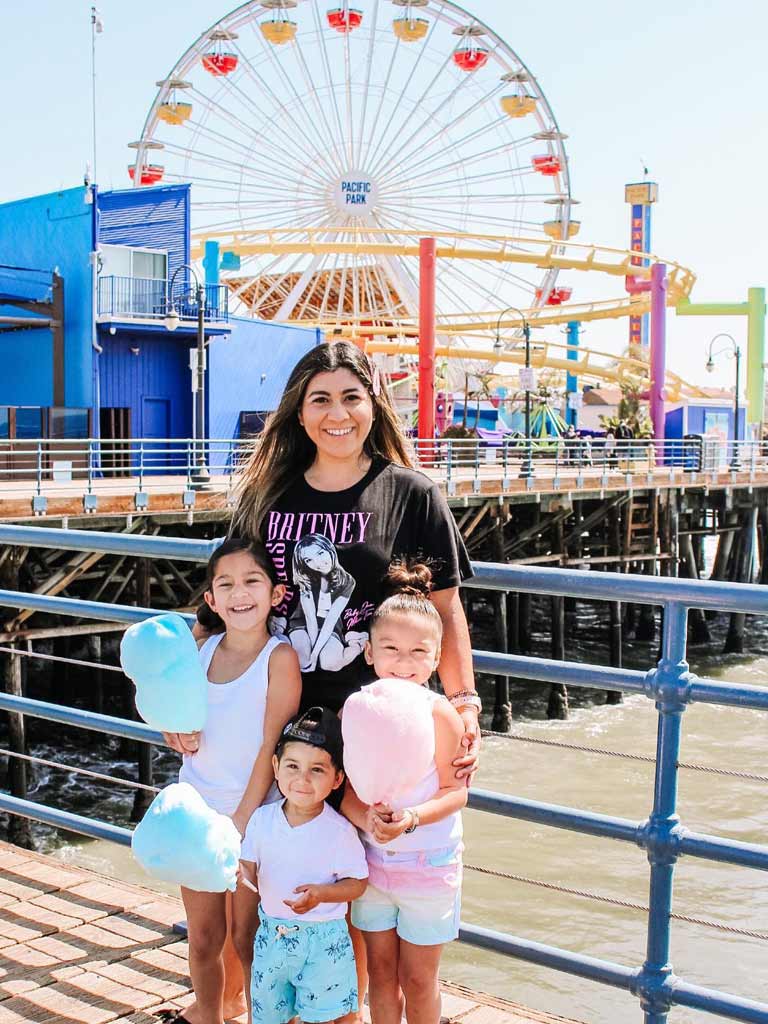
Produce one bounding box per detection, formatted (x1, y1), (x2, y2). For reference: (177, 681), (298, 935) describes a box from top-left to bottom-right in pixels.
(1, 1), (765, 383)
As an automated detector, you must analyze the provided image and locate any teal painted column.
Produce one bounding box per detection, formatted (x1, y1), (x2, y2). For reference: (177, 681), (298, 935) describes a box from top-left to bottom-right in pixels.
(203, 240), (220, 287)
(747, 287), (765, 430)
(565, 320), (580, 427)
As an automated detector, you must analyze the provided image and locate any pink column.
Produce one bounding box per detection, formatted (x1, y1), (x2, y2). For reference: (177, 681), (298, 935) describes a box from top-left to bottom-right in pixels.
(418, 237), (437, 456)
(650, 262), (667, 441)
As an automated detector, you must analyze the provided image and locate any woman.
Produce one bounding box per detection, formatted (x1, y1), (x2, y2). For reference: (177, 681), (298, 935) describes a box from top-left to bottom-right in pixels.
(231, 340), (481, 759)
(177, 341), (480, 1024)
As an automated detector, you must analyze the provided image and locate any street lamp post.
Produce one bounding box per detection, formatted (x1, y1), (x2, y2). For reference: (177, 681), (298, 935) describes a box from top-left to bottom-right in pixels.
(705, 333), (741, 471)
(495, 306), (533, 478)
(165, 264), (209, 484)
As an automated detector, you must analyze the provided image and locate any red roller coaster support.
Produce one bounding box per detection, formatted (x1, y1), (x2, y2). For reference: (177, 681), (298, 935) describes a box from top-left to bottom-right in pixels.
(418, 237), (436, 459)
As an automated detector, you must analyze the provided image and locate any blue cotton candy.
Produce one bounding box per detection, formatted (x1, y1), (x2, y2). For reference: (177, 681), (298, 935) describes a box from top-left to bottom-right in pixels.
(120, 613), (207, 733)
(132, 783), (241, 892)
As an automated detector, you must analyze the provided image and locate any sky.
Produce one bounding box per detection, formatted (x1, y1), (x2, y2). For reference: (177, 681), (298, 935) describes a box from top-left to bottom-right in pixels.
(0, 1), (765, 385)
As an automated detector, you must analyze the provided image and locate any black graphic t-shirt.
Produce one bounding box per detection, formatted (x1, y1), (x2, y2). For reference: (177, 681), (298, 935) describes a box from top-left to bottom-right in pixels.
(263, 458), (472, 711)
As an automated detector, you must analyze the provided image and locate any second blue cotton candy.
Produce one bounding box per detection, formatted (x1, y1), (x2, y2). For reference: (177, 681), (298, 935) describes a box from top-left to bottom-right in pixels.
(120, 613), (207, 733)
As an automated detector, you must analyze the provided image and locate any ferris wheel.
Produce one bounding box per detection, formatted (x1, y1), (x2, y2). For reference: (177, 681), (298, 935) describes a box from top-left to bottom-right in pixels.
(130, 0), (578, 327)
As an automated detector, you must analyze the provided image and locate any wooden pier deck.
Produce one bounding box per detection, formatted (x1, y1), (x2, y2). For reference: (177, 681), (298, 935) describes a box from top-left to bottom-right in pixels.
(0, 842), (582, 1024)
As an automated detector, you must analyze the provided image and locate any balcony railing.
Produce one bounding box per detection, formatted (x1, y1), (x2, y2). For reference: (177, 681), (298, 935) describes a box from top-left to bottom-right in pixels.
(0, 526), (766, 1022)
(97, 276), (228, 323)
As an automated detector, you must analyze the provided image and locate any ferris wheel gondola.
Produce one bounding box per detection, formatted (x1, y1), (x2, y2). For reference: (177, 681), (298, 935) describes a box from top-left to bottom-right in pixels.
(131, 0), (578, 328)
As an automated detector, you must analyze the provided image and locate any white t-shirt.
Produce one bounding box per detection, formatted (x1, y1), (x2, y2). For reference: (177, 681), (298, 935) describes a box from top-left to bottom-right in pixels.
(241, 800), (368, 922)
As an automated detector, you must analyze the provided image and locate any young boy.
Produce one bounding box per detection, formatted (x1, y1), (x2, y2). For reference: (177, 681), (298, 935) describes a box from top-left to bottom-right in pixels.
(240, 707), (368, 1024)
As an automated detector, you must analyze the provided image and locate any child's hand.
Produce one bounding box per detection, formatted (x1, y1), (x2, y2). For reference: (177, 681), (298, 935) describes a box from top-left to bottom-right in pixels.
(231, 809), (250, 838)
(284, 885), (322, 914)
(162, 731), (201, 755)
(371, 808), (413, 844)
(363, 802), (393, 834)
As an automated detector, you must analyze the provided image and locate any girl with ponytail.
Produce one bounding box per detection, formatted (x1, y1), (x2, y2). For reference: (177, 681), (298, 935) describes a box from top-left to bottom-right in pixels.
(342, 560), (470, 1024)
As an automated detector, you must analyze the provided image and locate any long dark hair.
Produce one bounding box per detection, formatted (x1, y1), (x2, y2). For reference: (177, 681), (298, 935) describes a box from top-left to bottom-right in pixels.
(197, 536), (279, 632)
(231, 342), (414, 540)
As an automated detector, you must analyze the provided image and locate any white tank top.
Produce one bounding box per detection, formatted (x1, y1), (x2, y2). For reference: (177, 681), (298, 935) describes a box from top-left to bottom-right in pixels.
(363, 689), (463, 853)
(178, 633), (283, 812)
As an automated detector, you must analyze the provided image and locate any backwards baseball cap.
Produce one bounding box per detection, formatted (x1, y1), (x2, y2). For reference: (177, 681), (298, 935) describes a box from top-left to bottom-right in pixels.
(275, 706), (344, 771)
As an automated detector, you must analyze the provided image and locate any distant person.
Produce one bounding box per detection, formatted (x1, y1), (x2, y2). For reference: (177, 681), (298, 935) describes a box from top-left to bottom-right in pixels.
(604, 428), (617, 468)
(563, 424), (577, 466)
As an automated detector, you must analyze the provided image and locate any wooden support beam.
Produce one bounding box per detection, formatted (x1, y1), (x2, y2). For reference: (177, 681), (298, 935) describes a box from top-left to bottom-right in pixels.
(462, 500), (492, 542)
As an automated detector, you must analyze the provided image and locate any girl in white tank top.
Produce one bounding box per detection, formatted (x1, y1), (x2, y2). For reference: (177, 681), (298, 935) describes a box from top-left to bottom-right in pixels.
(342, 561), (470, 1024)
(162, 538), (301, 1024)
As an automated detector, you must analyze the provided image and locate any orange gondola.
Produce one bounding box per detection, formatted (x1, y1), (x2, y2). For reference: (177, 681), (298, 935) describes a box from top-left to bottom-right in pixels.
(543, 218), (581, 240)
(392, 17), (429, 41)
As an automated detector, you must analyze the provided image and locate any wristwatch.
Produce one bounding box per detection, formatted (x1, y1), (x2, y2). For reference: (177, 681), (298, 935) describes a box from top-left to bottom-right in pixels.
(404, 808), (420, 833)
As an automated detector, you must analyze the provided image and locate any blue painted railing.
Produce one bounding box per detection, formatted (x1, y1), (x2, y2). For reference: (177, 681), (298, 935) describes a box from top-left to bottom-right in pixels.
(0, 524), (767, 1024)
(97, 276), (228, 322)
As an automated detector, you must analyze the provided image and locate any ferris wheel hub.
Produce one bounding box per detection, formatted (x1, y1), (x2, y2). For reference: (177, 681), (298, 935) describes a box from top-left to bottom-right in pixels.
(332, 172), (380, 215)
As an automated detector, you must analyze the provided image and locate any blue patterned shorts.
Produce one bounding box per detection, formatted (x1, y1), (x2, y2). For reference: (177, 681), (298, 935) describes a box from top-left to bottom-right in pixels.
(251, 909), (358, 1024)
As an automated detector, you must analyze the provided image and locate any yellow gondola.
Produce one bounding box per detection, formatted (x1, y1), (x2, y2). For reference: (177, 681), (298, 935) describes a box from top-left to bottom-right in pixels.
(392, 17), (429, 41)
(500, 94), (537, 118)
(158, 102), (193, 126)
(261, 20), (297, 44)
(543, 218), (581, 240)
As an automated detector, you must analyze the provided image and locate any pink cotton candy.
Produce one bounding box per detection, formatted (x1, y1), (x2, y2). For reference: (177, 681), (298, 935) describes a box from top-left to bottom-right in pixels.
(342, 678), (435, 806)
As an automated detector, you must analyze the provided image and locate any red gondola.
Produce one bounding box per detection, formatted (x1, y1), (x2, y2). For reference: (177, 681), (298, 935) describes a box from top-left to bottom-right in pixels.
(202, 52), (239, 76)
(453, 47), (488, 72)
(128, 164), (164, 186)
(535, 286), (573, 306)
(327, 8), (363, 32)
(531, 154), (562, 176)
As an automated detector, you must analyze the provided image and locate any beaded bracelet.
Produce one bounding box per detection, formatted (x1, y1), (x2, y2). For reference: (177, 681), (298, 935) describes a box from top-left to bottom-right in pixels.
(448, 690), (482, 713)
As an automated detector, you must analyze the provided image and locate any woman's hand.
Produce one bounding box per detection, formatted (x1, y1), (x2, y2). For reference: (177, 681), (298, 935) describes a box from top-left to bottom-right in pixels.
(162, 731), (201, 755)
(452, 710), (480, 784)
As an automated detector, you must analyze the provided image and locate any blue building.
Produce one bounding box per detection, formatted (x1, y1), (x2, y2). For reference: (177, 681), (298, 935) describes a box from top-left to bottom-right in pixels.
(0, 182), (320, 449)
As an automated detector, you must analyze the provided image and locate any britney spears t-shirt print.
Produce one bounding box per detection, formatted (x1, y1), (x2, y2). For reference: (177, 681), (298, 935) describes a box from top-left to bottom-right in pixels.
(268, 530), (368, 673)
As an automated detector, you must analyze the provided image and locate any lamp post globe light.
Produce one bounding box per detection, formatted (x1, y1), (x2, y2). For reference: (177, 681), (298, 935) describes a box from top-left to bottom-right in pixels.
(495, 306), (533, 479)
(165, 264), (209, 483)
(705, 332), (741, 471)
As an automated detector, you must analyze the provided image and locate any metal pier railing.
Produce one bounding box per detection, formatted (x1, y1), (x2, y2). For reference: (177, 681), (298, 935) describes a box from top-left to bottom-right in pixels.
(0, 525), (766, 1024)
(0, 436), (766, 515)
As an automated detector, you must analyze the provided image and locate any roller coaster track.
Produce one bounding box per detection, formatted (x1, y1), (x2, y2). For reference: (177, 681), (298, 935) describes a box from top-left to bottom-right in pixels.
(192, 227), (701, 397)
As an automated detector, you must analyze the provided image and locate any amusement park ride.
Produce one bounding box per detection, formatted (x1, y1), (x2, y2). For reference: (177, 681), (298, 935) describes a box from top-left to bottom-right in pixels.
(128, 0), (766, 438)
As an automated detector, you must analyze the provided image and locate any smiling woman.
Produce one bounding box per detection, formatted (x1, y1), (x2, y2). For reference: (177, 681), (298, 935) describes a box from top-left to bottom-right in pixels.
(231, 343), (481, 753)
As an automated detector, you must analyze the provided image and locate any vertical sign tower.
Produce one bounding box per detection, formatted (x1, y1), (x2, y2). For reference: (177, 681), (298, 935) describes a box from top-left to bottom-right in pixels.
(625, 181), (659, 348)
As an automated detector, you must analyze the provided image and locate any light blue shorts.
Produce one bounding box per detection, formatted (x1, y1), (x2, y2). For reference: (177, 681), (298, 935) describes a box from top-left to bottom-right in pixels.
(251, 909), (358, 1024)
(351, 844), (462, 946)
